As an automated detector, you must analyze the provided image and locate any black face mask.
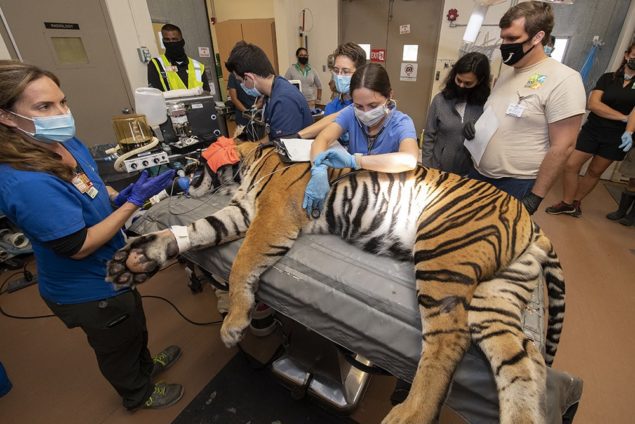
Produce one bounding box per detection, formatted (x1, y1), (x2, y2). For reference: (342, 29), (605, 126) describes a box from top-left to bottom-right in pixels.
(455, 86), (469, 99)
(164, 39), (187, 62)
(627, 58), (635, 71)
(298, 57), (309, 65)
(500, 37), (536, 66)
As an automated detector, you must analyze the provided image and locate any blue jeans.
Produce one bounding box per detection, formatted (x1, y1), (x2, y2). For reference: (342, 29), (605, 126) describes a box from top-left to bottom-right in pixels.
(468, 170), (535, 201)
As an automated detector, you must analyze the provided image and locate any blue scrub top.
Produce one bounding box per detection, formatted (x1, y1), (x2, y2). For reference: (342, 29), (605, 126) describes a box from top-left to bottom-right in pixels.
(0, 137), (126, 304)
(264, 76), (313, 138)
(324, 97), (353, 116)
(334, 105), (417, 154)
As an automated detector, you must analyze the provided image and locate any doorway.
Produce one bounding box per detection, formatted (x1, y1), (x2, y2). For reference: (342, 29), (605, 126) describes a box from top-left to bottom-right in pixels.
(340, 0), (443, 132)
(0, 0), (134, 147)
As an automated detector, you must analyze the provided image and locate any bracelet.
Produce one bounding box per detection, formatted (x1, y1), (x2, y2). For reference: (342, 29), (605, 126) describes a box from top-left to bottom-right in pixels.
(170, 225), (191, 252)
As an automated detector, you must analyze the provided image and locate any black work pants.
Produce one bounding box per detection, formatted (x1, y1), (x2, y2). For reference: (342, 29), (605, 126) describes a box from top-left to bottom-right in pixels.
(44, 289), (154, 410)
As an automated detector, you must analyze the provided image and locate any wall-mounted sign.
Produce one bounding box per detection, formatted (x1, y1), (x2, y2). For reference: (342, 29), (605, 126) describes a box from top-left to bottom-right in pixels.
(370, 49), (386, 63)
(44, 22), (80, 30)
(399, 24), (410, 35)
(198, 47), (211, 58)
(400, 63), (418, 81)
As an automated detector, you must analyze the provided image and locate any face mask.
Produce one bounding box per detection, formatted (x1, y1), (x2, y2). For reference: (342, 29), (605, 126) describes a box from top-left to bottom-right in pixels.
(544, 46), (554, 56)
(500, 37), (536, 66)
(240, 76), (261, 98)
(455, 86), (469, 98)
(164, 39), (186, 62)
(298, 57), (309, 65)
(354, 102), (390, 127)
(9, 110), (76, 143)
(334, 74), (352, 94)
(627, 58), (635, 71)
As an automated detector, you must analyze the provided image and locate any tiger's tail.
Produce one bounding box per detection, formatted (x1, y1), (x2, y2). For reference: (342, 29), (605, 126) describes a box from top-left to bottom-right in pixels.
(535, 224), (566, 367)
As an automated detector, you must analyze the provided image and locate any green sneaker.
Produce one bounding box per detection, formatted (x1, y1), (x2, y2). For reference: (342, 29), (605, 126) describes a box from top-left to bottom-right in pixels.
(143, 382), (184, 409)
(151, 345), (182, 378)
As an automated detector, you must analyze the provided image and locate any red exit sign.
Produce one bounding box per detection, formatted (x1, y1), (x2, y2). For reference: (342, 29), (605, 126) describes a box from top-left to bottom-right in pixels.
(370, 49), (386, 63)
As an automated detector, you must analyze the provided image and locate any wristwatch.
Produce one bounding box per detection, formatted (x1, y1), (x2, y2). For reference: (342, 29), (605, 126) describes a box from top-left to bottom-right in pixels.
(353, 153), (363, 170)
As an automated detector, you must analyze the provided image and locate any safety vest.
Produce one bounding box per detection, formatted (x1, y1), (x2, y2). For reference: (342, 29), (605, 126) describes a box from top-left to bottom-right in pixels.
(151, 55), (204, 91)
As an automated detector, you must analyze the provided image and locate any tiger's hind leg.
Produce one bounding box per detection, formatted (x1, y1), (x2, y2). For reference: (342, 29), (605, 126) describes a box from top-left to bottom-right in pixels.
(220, 211), (303, 347)
(469, 244), (548, 424)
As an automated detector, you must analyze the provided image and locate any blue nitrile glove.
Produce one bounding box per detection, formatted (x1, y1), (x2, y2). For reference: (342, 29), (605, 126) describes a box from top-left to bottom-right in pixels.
(314, 149), (358, 169)
(127, 169), (176, 207)
(619, 131), (633, 152)
(112, 183), (134, 208)
(303, 164), (330, 216)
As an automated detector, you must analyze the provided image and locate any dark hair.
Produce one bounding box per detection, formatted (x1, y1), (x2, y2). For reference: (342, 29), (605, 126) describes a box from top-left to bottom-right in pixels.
(225, 41), (275, 78)
(549, 35), (556, 47)
(333, 42), (367, 70)
(350, 63), (391, 98)
(442, 52), (491, 106)
(161, 23), (182, 36)
(295, 47), (307, 57)
(500, 1), (554, 46)
(0, 60), (74, 181)
(615, 42), (635, 79)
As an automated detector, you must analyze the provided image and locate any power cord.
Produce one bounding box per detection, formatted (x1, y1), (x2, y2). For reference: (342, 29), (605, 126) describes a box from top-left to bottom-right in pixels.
(141, 295), (223, 326)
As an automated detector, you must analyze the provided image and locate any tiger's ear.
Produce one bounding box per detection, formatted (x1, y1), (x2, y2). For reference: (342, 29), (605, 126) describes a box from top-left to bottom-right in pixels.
(235, 141), (259, 160)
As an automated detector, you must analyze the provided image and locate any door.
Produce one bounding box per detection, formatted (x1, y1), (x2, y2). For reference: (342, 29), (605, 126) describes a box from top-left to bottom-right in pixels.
(340, 0), (443, 132)
(0, 0), (133, 147)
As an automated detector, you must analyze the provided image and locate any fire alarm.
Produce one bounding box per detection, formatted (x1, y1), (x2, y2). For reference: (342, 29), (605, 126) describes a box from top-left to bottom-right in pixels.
(446, 8), (459, 22)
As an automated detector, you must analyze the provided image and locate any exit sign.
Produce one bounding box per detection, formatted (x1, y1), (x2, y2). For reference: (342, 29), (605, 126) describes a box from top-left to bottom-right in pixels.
(370, 49), (386, 63)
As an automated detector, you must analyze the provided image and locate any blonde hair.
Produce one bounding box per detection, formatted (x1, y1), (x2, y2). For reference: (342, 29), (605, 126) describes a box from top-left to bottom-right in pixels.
(0, 60), (74, 181)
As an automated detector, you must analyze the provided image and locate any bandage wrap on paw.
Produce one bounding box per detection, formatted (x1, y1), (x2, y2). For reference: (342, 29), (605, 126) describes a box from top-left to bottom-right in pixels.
(170, 225), (191, 252)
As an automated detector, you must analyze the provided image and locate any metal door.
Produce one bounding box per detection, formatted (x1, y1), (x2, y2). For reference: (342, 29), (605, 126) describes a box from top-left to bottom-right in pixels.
(0, 0), (133, 147)
(340, 0), (443, 132)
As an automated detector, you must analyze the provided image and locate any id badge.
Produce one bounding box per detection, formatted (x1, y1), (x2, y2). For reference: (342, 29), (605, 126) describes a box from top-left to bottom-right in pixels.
(72, 172), (99, 198)
(166, 65), (178, 72)
(506, 103), (525, 118)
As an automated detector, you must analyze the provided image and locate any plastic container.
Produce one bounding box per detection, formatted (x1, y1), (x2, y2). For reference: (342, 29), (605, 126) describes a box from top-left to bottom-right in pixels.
(134, 87), (167, 126)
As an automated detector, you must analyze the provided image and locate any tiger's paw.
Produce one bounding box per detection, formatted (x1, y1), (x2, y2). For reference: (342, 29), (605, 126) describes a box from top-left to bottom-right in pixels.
(382, 401), (431, 424)
(106, 229), (179, 289)
(220, 310), (251, 348)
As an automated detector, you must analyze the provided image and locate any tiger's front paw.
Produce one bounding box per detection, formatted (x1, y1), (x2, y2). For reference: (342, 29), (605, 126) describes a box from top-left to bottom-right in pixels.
(106, 229), (179, 288)
(382, 401), (430, 424)
(220, 310), (251, 348)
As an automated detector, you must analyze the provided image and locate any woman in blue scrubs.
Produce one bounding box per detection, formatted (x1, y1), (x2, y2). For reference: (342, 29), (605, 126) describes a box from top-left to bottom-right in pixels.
(303, 63), (419, 213)
(0, 61), (182, 411)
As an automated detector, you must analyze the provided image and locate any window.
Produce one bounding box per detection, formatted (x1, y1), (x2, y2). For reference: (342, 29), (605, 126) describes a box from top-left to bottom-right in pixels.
(51, 37), (88, 65)
(358, 44), (371, 60)
(402, 45), (418, 62)
(551, 37), (569, 63)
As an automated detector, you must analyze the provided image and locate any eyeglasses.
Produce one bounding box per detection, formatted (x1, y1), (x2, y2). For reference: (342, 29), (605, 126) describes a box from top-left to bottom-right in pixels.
(332, 67), (354, 76)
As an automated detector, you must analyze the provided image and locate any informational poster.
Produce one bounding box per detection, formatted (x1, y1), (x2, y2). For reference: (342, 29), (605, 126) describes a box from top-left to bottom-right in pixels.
(400, 63), (418, 81)
(399, 24), (410, 34)
(370, 49), (386, 63)
(198, 47), (211, 58)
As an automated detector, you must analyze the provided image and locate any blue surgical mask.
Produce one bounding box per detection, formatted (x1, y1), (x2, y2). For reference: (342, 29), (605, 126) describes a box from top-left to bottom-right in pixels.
(334, 74), (352, 94)
(544, 46), (554, 56)
(240, 76), (261, 98)
(9, 110), (76, 143)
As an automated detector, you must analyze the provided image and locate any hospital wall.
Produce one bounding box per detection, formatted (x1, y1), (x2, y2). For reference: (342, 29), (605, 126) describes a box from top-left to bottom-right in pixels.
(0, 36), (9, 60)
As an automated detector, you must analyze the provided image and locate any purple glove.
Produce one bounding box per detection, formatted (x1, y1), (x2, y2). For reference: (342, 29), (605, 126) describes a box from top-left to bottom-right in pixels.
(126, 170), (176, 207)
(112, 183), (134, 208)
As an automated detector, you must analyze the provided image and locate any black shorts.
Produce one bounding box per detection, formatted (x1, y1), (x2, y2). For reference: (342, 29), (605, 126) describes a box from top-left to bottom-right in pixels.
(576, 124), (627, 161)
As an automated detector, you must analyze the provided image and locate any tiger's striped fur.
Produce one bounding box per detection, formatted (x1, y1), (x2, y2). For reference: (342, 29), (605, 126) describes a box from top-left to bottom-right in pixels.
(107, 141), (565, 423)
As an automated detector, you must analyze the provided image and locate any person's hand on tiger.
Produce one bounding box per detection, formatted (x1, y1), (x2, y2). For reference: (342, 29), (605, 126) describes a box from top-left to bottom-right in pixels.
(314, 149), (360, 170)
(619, 131), (633, 152)
(462, 121), (476, 141)
(521, 191), (543, 215)
(303, 164), (330, 217)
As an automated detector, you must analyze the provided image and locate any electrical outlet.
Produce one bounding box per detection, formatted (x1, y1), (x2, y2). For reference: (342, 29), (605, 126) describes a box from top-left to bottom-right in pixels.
(137, 46), (152, 64)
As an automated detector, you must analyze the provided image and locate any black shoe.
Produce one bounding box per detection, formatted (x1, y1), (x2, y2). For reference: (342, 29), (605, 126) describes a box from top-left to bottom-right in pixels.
(142, 382), (184, 409)
(606, 191), (635, 221)
(151, 345), (182, 379)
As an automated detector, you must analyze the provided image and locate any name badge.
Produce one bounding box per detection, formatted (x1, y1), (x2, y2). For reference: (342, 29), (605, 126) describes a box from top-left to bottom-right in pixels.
(166, 65), (178, 72)
(506, 103), (525, 118)
(72, 172), (99, 198)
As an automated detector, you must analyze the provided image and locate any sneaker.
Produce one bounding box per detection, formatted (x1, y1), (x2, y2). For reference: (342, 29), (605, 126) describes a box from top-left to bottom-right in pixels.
(545, 201), (580, 217)
(249, 302), (276, 337)
(143, 382), (184, 409)
(151, 345), (182, 379)
(572, 200), (582, 216)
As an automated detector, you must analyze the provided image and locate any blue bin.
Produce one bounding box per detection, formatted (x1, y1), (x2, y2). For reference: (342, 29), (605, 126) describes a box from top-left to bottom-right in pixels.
(0, 361), (12, 397)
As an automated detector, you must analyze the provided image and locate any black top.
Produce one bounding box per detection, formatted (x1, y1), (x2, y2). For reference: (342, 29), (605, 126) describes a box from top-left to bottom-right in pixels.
(147, 57), (210, 92)
(227, 73), (257, 126)
(586, 72), (635, 131)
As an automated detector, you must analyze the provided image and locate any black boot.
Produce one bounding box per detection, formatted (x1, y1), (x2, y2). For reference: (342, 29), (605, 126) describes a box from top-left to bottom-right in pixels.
(606, 191), (635, 221)
(618, 202), (635, 226)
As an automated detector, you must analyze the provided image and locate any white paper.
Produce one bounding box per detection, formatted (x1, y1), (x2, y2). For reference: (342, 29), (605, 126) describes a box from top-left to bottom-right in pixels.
(280, 138), (314, 162)
(463, 106), (498, 166)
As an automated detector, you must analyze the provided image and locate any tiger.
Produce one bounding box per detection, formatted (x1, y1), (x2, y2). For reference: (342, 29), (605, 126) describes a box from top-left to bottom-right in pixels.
(107, 141), (565, 424)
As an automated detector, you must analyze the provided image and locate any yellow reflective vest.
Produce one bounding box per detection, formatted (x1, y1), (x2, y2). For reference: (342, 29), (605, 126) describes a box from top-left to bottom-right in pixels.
(151, 55), (204, 91)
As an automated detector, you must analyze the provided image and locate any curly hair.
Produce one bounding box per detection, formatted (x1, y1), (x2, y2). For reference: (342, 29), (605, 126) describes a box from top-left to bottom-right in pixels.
(0, 60), (74, 181)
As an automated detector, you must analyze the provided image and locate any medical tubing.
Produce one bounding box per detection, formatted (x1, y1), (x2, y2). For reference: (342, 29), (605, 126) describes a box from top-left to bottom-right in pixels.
(113, 136), (160, 172)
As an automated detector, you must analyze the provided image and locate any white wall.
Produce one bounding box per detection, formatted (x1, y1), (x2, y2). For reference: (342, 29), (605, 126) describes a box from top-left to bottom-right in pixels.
(273, 0), (338, 104)
(0, 34), (10, 59)
(608, 0), (635, 72)
(104, 0), (158, 94)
